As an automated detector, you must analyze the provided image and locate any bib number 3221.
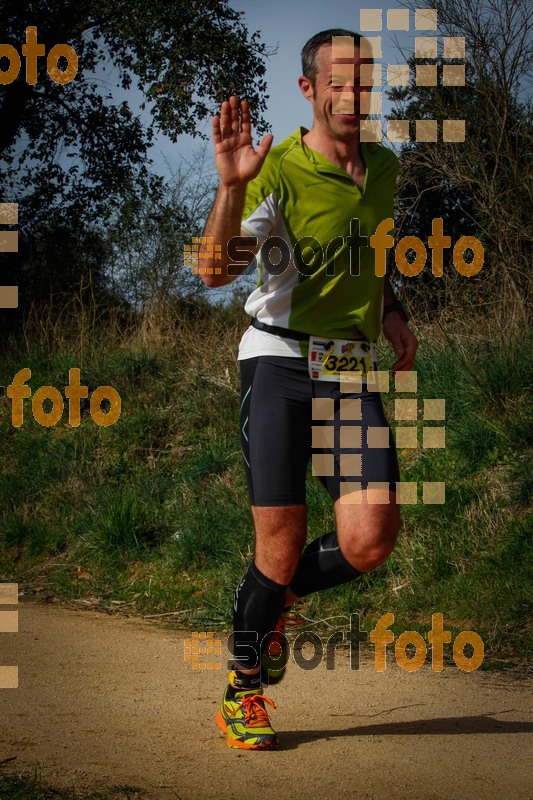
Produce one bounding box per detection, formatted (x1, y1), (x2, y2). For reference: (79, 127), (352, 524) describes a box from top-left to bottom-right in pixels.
(308, 337), (376, 382)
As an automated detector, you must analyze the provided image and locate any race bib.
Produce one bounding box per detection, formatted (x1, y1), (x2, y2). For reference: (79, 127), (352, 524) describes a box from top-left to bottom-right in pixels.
(308, 337), (377, 382)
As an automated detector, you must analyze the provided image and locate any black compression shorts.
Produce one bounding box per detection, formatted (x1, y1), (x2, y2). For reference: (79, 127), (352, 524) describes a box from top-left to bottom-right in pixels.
(239, 355), (400, 506)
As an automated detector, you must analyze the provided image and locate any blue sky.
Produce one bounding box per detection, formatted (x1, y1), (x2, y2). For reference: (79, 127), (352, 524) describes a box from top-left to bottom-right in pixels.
(149, 0), (419, 175)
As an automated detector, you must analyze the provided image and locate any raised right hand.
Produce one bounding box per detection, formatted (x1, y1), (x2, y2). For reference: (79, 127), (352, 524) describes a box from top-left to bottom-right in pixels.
(212, 96), (274, 188)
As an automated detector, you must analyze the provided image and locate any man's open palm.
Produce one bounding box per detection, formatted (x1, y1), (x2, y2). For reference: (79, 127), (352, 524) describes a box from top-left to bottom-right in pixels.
(213, 96), (274, 187)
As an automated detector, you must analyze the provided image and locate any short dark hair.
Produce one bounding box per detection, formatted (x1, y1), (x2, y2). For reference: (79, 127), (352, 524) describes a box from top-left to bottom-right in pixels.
(301, 29), (363, 87)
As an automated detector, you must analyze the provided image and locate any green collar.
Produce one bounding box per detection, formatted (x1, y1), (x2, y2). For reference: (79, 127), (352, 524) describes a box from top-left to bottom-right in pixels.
(291, 126), (377, 179)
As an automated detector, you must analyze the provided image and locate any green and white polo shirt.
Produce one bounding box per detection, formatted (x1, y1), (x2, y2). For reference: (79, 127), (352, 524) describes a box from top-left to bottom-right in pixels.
(238, 126), (398, 360)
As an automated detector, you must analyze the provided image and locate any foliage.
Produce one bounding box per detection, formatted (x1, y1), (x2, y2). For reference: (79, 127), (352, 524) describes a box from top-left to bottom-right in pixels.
(0, 147), (217, 332)
(106, 147), (216, 307)
(387, 0), (532, 322)
(0, 0), (272, 228)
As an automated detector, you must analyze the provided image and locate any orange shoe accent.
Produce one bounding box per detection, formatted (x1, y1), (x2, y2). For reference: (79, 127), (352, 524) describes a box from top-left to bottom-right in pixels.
(239, 693), (276, 726)
(216, 682), (278, 750)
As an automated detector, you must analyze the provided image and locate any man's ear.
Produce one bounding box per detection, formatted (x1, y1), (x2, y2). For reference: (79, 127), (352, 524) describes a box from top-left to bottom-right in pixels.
(298, 75), (314, 101)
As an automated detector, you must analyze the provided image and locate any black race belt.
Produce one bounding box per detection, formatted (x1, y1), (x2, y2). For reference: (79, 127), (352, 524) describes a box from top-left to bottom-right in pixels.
(250, 318), (310, 341)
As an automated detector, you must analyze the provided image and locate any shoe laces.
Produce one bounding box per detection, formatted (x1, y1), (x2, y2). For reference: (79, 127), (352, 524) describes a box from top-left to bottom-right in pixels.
(239, 693), (276, 727)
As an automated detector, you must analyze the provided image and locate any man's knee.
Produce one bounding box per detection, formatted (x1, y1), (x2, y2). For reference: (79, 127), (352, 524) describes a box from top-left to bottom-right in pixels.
(345, 537), (397, 572)
(337, 502), (401, 573)
(252, 505), (307, 584)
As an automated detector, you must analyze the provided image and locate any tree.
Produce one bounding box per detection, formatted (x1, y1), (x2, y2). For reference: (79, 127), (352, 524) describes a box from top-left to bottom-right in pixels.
(107, 147), (216, 309)
(0, 0), (272, 228)
(387, 0), (532, 323)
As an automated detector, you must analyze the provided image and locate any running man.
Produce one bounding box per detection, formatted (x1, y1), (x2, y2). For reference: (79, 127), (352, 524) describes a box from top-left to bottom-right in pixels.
(198, 28), (418, 750)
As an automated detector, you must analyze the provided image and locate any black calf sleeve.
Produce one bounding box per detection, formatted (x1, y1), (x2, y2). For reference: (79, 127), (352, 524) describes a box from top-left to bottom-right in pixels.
(232, 561), (288, 669)
(289, 531), (362, 598)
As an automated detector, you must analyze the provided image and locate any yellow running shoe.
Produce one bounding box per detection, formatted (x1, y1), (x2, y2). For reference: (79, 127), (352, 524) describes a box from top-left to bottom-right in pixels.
(215, 671), (278, 750)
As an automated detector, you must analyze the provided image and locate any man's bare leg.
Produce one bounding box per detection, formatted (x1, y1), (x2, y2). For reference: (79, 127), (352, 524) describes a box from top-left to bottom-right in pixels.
(252, 505), (307, 583)
(284, 488), (400, 605)
(234, 491), (400, 675)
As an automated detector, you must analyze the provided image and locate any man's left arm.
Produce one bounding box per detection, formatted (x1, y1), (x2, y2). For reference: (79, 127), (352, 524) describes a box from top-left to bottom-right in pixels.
(382, 277), (418, 372)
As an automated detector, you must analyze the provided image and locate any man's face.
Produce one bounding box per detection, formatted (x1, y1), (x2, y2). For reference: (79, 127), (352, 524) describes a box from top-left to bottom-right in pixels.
(300, 43), (373, 141)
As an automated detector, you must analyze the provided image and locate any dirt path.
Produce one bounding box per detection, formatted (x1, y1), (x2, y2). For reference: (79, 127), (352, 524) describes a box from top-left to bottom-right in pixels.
(1, 604), (532, 799)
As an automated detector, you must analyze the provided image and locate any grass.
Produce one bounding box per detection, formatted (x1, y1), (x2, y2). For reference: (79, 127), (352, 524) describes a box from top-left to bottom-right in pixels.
(0, 770), (143, 800)
(0, 298), (531, 665)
